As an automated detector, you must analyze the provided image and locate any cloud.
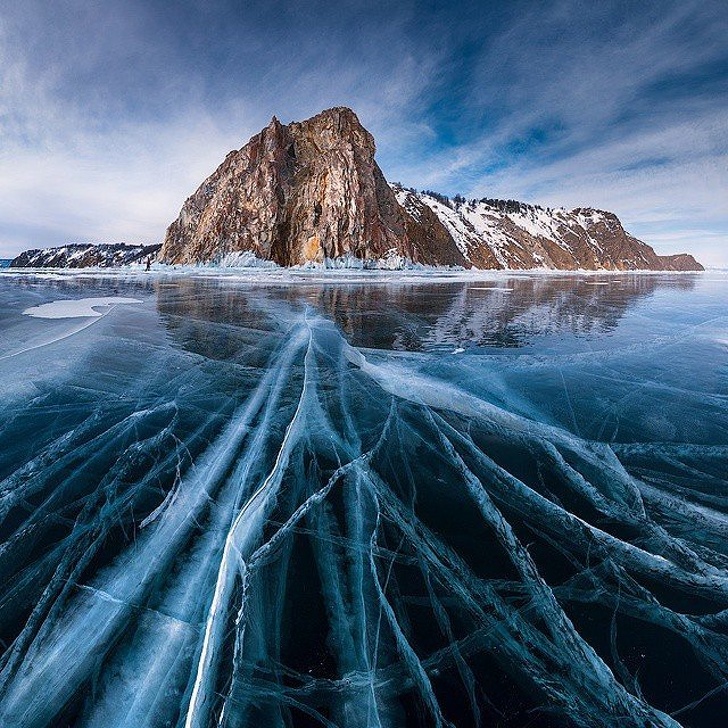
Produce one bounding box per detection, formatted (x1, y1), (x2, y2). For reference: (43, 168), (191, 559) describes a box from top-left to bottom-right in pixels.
(383, 0), (728, 265)
(0, 0), (726, 265)
(0, 18), (245, 251)
(0, 0), (443, 255)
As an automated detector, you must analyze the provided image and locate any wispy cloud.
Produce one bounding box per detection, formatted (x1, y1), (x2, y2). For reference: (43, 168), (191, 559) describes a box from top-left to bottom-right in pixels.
(383, 0), (728, 265)
(0, 0), (726, 265)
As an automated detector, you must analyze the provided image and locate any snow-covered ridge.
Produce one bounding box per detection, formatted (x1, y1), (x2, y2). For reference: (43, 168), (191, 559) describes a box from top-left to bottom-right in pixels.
(392, 185), (703, 272)
(10, 243), (161, 269)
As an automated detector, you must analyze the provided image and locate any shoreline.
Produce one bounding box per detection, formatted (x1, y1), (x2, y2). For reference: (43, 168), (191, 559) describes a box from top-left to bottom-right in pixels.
(0, 264), (716, 285)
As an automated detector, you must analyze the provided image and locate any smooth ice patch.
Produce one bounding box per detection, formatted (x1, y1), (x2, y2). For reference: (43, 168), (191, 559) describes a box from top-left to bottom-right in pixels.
(22, 297), (142, 319)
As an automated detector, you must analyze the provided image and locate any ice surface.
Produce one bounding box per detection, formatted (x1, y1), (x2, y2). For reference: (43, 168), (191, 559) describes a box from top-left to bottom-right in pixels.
(0, 271), (726, 727)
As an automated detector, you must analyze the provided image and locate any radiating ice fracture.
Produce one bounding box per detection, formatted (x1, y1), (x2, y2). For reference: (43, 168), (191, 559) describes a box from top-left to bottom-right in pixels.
(0, 308), (726, 727)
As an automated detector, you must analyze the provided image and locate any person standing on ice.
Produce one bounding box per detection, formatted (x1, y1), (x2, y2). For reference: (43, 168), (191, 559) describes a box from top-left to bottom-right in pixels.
(145, 256), (151, 271)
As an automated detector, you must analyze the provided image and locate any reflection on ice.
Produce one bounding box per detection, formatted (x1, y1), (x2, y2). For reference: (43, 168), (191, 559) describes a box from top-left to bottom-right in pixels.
(0, 273), (726, 727)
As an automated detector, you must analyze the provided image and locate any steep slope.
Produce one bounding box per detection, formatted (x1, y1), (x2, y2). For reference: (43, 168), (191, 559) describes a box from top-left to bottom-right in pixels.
(394, 188), (703, 271)
(10, 243), (161, 268)
(161, 108), (468, 268)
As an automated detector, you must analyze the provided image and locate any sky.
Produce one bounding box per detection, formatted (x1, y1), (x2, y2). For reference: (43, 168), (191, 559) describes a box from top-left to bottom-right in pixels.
(1, 0), (726, 266)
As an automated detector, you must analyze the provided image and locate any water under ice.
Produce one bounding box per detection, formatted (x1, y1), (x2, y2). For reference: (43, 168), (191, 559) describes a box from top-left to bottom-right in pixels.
(0, 271), (726, 728)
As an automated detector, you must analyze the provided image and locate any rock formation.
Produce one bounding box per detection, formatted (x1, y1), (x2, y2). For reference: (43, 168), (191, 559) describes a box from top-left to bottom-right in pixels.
(160, 107), (702, 271)
(9, 107), (702, 272)
(160, 107), (467, 268)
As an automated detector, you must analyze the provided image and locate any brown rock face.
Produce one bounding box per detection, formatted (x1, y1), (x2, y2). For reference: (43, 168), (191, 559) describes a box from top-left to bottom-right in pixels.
(161, 107), (468, 267)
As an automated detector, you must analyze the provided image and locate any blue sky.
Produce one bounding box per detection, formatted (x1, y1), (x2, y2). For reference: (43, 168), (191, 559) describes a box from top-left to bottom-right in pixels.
(1, 0), (726, 265)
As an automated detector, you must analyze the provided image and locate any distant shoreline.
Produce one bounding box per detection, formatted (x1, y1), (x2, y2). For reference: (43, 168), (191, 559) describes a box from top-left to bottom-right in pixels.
(0, 264), (715, 283)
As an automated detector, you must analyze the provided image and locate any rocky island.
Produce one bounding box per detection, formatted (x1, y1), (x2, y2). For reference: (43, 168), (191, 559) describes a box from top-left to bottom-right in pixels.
(10, 107), (702, 271)
(160, 107), (702, 271)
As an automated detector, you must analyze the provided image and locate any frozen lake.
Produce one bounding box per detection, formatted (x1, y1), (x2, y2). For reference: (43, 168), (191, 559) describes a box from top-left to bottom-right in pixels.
(0, 271), (726, 727)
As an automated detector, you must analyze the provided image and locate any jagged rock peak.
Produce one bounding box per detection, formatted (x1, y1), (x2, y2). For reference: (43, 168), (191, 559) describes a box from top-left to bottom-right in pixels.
(289, 107), (373, 143)
(160, 107), (466, 268)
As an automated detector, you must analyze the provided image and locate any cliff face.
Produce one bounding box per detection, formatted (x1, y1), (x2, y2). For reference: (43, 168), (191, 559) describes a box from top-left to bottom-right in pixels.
(161, 108), (467, 268)
(160, 106), (701, 271)
(394, 189), (703, 271)
(10, 243), (161, 268)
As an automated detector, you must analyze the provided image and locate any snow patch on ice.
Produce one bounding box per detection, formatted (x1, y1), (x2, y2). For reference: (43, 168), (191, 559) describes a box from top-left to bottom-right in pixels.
(23, 297), (143, 319)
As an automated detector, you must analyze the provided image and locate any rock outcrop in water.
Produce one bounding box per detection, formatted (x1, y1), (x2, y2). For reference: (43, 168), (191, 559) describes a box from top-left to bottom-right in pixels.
(10, 243), (161, 269)
(7, 108), (701, 272)
(161, 107), (702, 271)
(161, 107), (467, 268)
